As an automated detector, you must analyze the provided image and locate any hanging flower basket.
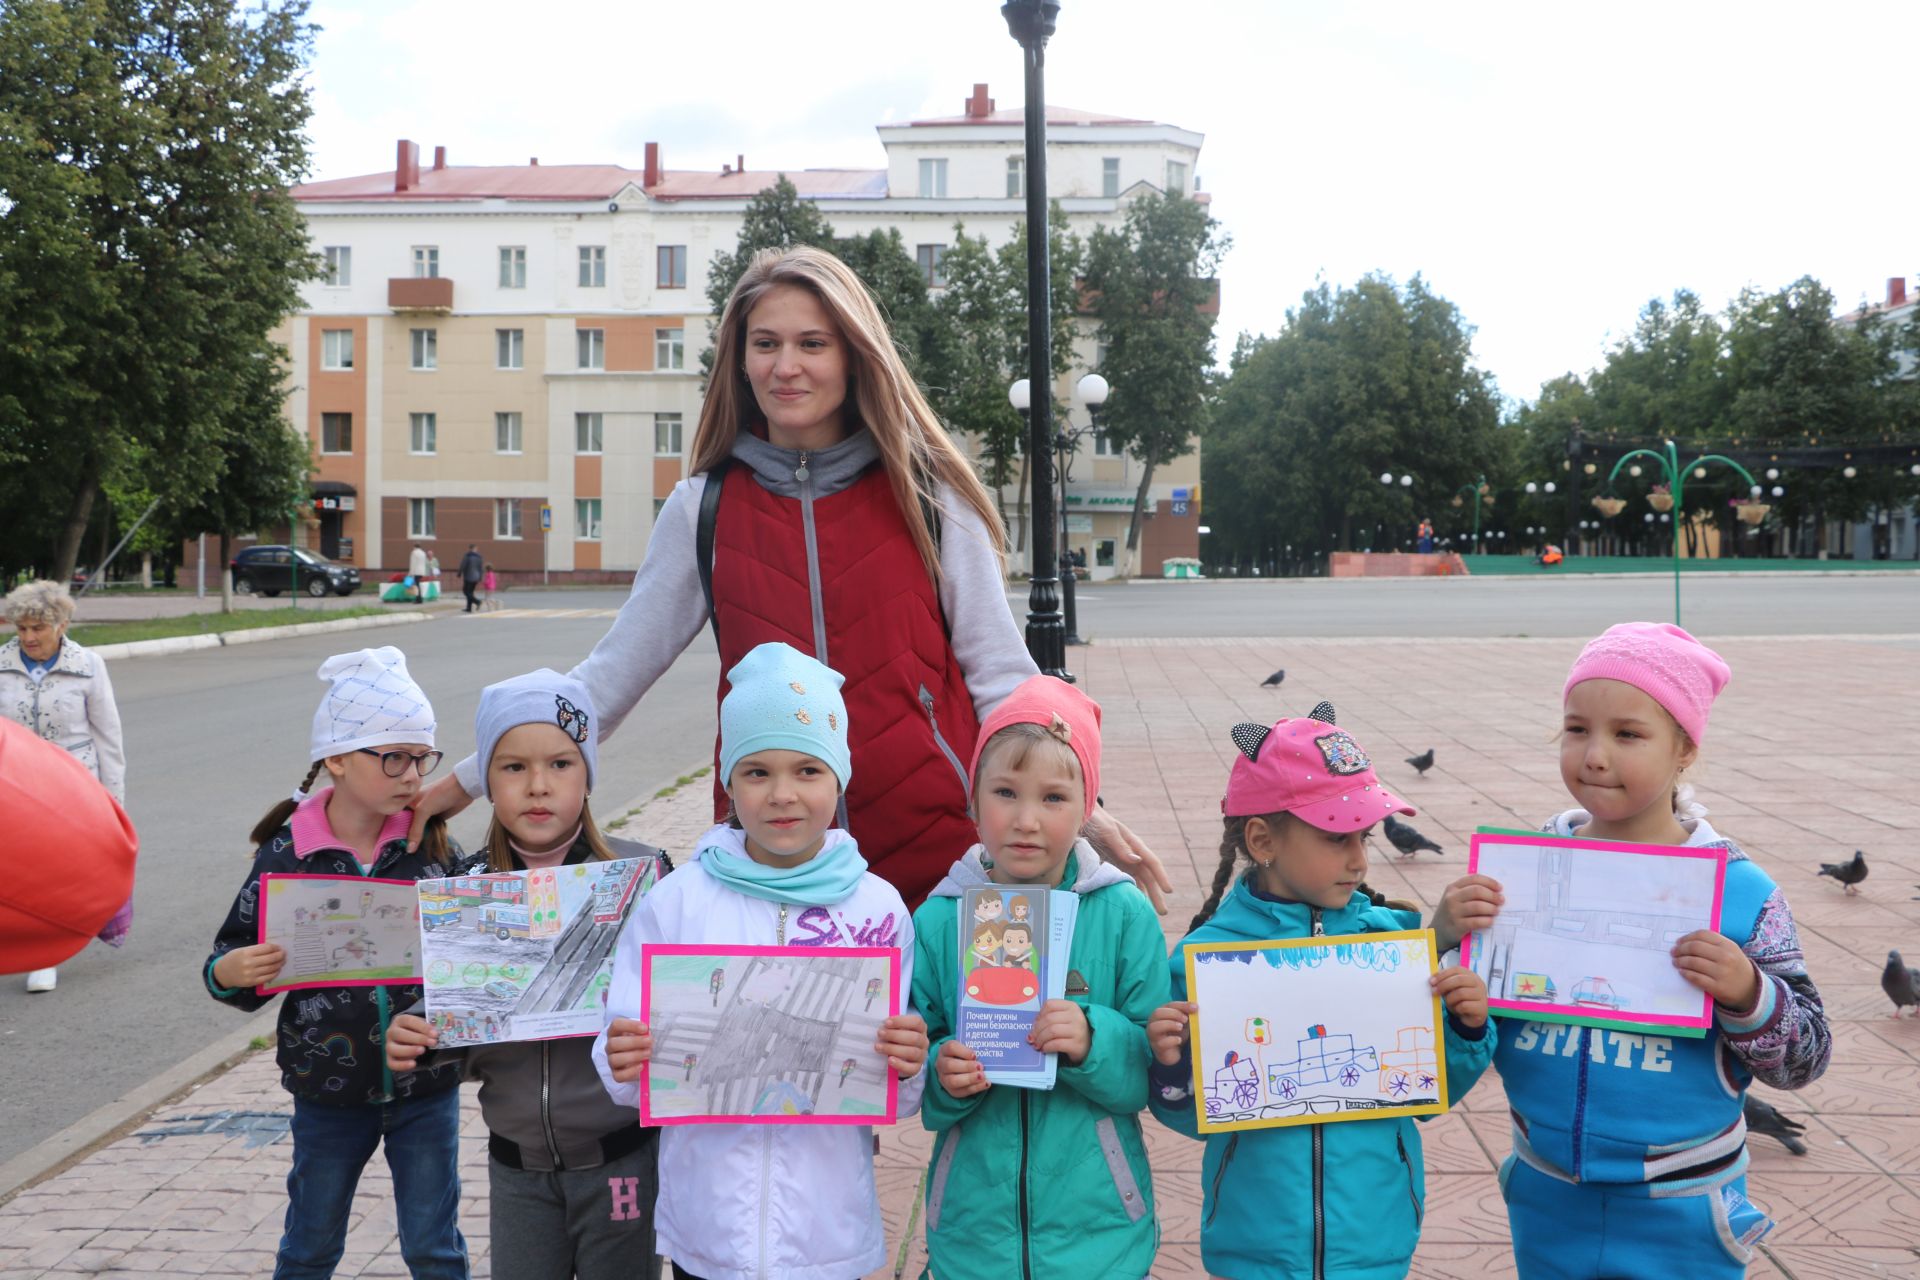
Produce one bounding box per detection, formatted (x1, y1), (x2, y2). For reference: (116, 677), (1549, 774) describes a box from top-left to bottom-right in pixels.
(1591, 496), (1627, 518)
(1734, 502), (1771, 526)
(1647, 493), (1675, 513)
(1451, 495), (1464, 508)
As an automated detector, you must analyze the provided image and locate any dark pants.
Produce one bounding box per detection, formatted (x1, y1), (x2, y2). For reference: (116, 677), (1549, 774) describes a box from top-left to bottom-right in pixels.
(488, 1134), (661, 1280)
(462, 581), (479, 611)
(276, 1089), (467, 1279)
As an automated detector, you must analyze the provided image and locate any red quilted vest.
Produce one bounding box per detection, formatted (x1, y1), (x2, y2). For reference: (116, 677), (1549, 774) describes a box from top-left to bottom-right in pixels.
(709, 464), (981, 909)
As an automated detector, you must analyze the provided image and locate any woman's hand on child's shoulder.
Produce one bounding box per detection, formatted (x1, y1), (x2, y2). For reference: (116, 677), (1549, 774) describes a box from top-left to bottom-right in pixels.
(387, 1013), (437, 1074)
(935, 1038), (990, 1098)
(1148, 1000), (1197, 1066)
(877, 1013), (930, 1079)
(212, 943), (286, 991)
(1432, 874), (1504, 953)
(606, 1017), (654, 1083)
(1430, 966), (1489, 1030)
(1031, 999), (1091, 1066)
(1671, 929), (1762, 1012)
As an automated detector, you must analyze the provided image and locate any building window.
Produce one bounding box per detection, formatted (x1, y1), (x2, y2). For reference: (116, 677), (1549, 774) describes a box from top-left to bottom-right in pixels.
(411, 328), (437, 370)
(575, 412), (603, 454)
(1166, 160), (1188, 194)
(409, 412), (437, 455)
(495, 411), (522, 455)
(322, 246), (351, 286)
(917, 157), (948, 198)
(577, 328), (604, 370)
(915, 244), (948, 288)
(496, 328), (523, 370)
(575, 498), (603, 541)
(658, 244), (687, 289)
(411, 246), (439, 278)
(320, 412), (352, 454)
(578, 245), (606, 287)
(409, 498), (436, 538)
(1095, 342), (1111, 369)
(1094, 431), (1122, 458)
(1102, 157), (1120, 198)
(654, 327), (684, 370)
(321, 328), (354, 371)
(652, 497), (668, 521)
(654, 412), (683, 455)
(494, 498), (523, 540)
(1006, 156), (1024, 199)
(499, 246), (526, 289)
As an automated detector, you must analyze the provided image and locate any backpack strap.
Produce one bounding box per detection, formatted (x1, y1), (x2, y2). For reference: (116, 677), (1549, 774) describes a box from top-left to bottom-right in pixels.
(696, 458), (730, 648)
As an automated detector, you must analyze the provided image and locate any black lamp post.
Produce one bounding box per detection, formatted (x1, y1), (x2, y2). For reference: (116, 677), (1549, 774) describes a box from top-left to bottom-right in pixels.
(1003, 0), (1066, 679)
(1056, 372), (1108, 648)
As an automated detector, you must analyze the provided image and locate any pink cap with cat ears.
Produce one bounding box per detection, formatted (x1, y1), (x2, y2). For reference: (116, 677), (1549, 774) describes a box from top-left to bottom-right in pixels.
(1221, 701), (1415, 832)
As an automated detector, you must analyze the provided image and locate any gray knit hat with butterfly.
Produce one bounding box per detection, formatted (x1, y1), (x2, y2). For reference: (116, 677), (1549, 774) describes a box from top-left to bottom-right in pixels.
(474, 668), (598, 798)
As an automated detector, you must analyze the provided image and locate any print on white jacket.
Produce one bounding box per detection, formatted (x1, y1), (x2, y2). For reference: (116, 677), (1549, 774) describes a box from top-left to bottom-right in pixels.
(0, 638), (125, 803)
(594, 824), (925, 1280)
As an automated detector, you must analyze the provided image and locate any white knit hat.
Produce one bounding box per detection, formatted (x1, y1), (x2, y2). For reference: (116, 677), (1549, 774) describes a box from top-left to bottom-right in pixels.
(310, 647), (437, 763)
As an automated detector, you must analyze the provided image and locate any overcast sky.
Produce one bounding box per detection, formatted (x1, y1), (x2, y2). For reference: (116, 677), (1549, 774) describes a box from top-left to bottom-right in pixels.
(302, 0), (1920, 406)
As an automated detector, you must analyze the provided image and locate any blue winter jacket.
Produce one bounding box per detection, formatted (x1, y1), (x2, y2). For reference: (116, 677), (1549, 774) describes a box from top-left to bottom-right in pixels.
(1147, 880), (1496, 1280)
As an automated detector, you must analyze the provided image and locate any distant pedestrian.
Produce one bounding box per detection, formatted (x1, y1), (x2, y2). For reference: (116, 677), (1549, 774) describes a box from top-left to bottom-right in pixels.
(408, 543), (429, 604)
(459, 544), (484, 613)
(1417, 517), (1434, 554)
(482, 564), (498, 609)
(1, 580), (131, 993)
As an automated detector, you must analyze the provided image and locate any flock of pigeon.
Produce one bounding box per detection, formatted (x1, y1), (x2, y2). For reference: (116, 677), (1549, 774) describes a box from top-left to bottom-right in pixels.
(1258, 666), (1919, 1160)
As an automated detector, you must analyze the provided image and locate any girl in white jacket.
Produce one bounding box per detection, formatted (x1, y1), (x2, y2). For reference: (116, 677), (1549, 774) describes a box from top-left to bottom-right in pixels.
(594, 642), (928, 1280)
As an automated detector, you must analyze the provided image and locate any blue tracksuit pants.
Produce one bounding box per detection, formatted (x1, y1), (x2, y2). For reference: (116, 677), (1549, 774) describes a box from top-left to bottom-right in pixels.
(1502, 1156), (1764, 1279)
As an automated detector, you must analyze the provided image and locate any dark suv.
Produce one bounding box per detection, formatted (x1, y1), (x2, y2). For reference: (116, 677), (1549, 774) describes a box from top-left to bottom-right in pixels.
(231, 546), (362, 598)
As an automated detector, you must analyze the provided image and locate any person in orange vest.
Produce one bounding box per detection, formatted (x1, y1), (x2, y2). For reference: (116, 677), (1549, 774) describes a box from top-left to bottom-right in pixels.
(1417, 518), (1434, 553)
(1538, 544), (1564, 566)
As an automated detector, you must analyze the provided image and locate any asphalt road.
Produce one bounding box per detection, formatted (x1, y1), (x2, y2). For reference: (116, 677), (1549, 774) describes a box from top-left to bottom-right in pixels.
(0, 598), (718, 1165)
(2, 572), (1915, 1164)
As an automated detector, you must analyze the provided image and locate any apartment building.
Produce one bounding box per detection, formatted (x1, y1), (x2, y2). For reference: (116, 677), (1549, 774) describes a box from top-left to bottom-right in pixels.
(282, 84), (1208, 579)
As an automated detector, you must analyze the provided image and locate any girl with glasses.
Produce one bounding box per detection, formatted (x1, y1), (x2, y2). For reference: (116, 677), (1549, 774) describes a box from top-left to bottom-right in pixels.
(201, 647), (468, 1279)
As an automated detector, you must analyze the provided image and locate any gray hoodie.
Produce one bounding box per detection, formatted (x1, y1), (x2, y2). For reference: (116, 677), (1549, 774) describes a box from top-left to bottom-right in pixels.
(929, 839), (1138, 900)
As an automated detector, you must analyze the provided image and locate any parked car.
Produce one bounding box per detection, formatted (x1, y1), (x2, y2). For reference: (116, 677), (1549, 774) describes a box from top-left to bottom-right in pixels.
(230, 546), (361, 598)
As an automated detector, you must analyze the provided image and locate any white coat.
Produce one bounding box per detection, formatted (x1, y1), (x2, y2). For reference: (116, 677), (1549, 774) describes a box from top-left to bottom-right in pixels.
(593, 825), (924, 1280)
(0, 637), (125, 804)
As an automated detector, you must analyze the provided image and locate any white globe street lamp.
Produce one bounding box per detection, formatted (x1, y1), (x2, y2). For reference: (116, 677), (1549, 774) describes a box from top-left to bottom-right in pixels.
(1008, 379), (1032, 412)
(1073, 373), (1109, 407)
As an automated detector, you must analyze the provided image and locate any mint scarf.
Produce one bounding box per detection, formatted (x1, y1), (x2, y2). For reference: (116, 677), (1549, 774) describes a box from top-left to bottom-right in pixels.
(699, 833), (869, 906)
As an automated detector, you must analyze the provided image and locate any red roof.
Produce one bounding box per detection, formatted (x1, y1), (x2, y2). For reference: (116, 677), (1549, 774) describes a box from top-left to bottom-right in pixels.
(291, 165), (886, 203)
(905, 105), (1152, 128)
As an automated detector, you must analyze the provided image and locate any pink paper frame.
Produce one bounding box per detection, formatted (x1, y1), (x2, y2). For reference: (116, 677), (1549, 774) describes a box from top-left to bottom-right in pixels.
(639, 944), (901, 1127)
(1462, 833), (1728, 1033)
(256, 872), (423, 995)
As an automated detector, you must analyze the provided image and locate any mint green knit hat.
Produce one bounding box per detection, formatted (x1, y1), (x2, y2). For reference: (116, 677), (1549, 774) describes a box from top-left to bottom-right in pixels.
(719, 643), (852, 790)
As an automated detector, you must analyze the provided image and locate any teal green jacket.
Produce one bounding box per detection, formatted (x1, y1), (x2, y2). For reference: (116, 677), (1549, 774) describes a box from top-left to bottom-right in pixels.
(912, 843), (1171, 1280)
(1147, 879), (1497, 1280)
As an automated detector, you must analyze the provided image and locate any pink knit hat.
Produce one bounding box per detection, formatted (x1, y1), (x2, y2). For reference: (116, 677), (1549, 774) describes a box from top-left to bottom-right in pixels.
(1563, 622), (1730, 745)
(970, 676), (1102, 820)
(1222, 704), (1415, 832)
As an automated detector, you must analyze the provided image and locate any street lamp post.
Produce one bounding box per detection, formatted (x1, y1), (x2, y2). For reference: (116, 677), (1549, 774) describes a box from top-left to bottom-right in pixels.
(1606, 439), (1763, 626)
(1003, 0), (1067, 678)
(1056, 372), (1109, 648)
(1450, 476), (1490, 553)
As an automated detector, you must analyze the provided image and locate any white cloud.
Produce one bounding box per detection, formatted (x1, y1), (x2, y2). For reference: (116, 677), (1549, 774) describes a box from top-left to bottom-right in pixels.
(302, 0), (1920, 402)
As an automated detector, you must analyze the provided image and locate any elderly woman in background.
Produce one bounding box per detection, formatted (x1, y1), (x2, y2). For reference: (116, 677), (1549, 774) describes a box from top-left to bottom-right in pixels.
(1, 580), (130, 993)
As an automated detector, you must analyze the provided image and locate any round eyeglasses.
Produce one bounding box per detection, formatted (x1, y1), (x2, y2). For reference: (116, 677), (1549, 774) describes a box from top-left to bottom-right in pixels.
(355, 747), (444, 778)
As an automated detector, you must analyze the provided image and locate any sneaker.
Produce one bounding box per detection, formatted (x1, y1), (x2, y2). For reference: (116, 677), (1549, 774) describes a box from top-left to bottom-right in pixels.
(26, 968), (56, 993)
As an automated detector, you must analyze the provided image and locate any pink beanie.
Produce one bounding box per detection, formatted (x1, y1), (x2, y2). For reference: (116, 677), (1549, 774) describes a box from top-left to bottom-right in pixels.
(1563, 622), (1730, 745)
(969, 676), (1102, 820)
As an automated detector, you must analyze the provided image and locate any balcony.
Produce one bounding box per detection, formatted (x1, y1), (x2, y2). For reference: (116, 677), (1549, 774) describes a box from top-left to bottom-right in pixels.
(388, 277), (453, 313)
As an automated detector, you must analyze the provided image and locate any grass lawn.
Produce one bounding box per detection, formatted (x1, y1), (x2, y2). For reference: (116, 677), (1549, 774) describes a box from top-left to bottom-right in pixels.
(67, 605), (391, 648)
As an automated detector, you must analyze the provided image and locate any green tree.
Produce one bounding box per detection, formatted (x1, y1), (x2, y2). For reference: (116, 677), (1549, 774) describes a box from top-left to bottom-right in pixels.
(1082, 192), (1228, 572)
(1203, 275), (1502, 567)
(0, 0), (318, 583)
(698, 175), (836, 382)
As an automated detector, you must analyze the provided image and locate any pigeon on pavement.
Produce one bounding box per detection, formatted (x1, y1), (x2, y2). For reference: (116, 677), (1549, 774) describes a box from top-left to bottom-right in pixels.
(1742, 1096), (1809, 1156)
(1261, 670), (1286, 688)
(1817, 850), (1867, 894)
(1382, 815), (1443, 858)
(1884, 949), (1918, 1018)
(1405, 748), (1435, 777)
